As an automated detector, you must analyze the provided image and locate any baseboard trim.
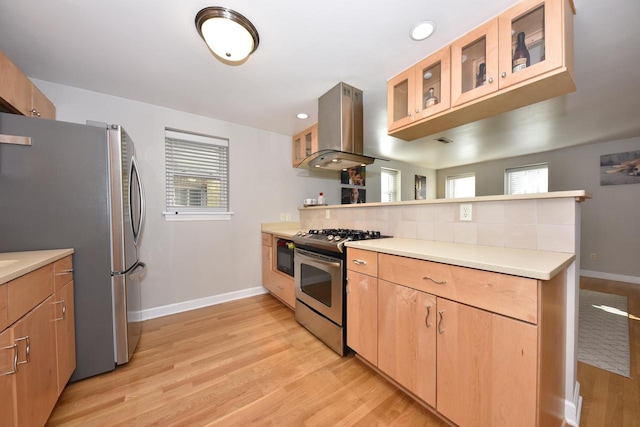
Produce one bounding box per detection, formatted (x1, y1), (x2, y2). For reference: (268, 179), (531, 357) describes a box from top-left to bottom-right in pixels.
(134, 286), (269, 321)
(581, 269), (640, 285)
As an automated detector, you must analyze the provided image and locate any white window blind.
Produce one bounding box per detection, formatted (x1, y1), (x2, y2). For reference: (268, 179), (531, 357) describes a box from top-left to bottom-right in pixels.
(505, 163), (548, 195)
(445, 173), (475, 198)
(381, 168), (400, 202)
(164, 129), (230, 220)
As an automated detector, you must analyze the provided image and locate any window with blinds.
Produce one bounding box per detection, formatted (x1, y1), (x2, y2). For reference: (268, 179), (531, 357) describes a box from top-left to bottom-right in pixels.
(381, 167), (400, 202)
(445, 173), (475, 198)
(164, 129), (230, 220)
(505, 163), (548, 195)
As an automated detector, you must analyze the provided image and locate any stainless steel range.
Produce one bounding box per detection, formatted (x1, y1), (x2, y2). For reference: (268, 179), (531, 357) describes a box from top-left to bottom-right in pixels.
(292, 229), (389, 355)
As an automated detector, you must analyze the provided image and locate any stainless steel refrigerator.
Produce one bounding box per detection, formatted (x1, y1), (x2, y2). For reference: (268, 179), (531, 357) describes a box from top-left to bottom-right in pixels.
(0, 112), (146, 381)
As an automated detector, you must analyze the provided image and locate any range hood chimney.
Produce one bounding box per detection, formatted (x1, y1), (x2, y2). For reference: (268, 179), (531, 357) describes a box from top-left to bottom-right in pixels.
(297, 82), (378, 171)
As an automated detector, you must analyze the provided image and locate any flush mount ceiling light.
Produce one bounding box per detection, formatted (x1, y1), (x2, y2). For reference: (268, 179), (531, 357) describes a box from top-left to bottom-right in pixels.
(195, 7), (259, 64)
(410, 20), (436, 41)
(297, 113), (309, 120)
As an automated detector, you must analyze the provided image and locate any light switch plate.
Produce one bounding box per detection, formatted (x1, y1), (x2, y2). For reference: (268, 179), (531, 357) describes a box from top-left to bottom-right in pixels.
(460, 204), (472, 221)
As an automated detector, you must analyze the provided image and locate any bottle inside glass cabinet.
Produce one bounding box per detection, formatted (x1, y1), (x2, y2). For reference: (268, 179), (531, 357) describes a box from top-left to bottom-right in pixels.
(424, 87), (438, 108)
(513, 31), (531, 73)
(476, 63), (486, 87)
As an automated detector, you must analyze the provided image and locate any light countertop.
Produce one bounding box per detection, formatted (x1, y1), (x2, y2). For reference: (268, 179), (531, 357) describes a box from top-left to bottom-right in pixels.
(0, 249), (74, 285)
(345, 238), (574, 280)
(261, 222), (301, 238)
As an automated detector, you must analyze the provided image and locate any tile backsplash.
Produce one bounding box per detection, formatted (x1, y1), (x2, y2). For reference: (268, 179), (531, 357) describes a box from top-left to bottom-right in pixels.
(300, 197), (578, 253)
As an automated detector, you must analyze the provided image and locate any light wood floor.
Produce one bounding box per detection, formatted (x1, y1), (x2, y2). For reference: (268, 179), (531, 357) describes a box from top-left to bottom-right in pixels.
(578, 277), (640, 427)
(48, 294), (447, 426)
(48, 277), (639, 426)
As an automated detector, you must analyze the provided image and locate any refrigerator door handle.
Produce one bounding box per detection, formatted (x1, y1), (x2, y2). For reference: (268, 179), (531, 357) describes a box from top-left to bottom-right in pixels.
(129, 156), (145, 246)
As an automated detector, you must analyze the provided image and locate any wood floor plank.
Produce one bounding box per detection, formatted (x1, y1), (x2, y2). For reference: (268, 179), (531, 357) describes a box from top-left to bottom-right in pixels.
(48, 295), (446, 426)
(48, 277), (639, 426)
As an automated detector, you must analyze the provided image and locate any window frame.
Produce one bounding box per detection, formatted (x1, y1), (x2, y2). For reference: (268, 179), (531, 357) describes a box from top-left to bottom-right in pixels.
(445, 172), (476, 199)
(504, 163), (548, 195)
(381, 167), (401, 203)
(163, 128), (233, 221)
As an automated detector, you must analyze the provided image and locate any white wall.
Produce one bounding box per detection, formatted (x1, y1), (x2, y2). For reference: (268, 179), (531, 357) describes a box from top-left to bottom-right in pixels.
(34, 79), (339, 311)
(436, 137), (640, 281)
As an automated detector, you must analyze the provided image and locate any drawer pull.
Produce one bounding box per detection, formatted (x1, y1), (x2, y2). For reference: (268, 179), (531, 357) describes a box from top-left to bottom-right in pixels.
(437, 311), (445, 334)
(423, 276), (447, 285)
(425, 305), (432, 328)
(55, 269), (74, 275)
(352, 259), (367, 265)
(15, 336), (30, 365)
(0, 344), (18, 376)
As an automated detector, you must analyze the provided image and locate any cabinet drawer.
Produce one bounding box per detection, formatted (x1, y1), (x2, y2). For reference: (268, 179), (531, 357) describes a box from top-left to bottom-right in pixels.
(7, 264), (54, 325)
(264, 274), (295, 308)
(379, 253), (538, 323)
(347, 248), (378, 276)
(262, 233), (273, 247)
(54, 255), (73, 291)
(0, 284), (7, 331)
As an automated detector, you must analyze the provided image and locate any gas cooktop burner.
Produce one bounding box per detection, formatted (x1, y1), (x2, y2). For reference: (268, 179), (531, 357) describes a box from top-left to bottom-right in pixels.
(293, 228), (390, 253)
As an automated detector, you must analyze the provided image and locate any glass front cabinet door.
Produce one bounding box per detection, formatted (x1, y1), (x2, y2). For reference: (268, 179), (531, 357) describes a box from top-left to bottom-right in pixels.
(498, 0), (564, 90)
(451, 20), (499, 107)
(388, 46), (451, 132)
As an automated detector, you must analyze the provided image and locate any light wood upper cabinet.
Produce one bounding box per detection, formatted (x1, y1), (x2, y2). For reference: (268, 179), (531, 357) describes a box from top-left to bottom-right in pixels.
(346, 270), (378, 365)
(388, 46), (451, 132)
(436, 298), (538, 427)
(389, 0), (574, 141)
(292, 123), (318, 167)
(377, 279), (436, 407)
(0, 51), (56, 120)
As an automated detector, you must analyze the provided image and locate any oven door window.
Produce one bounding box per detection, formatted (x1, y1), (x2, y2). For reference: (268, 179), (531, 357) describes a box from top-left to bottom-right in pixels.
(300, 264), (332, 307)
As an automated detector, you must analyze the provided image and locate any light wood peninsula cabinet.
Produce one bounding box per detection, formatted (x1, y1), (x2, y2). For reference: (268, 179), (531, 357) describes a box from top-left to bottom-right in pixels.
(261, 232), (295, 309)
(389, 0), (574, 141)
(346, 245), (568, 427)
(0, 51), (56, 120)
(0, 250), (75, 427)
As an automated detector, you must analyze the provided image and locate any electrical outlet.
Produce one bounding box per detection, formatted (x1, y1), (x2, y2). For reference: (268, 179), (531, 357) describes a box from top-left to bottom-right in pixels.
(280, 213), (286, 221)
(460, 204), (472, 221)
(590, 253), (597, 261)
(285, 213), (291, 221)
(325, 209), (331, 219)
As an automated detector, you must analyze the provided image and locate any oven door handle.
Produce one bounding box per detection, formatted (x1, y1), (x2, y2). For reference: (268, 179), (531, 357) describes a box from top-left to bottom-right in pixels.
(295, 249), (342, 267)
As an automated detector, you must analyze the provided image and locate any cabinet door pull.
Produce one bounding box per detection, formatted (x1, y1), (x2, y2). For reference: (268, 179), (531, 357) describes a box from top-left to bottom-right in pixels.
(425, 305), (432, 328)
(501, 72), (507, 78)
(353, 259), (367, 265)
(53, 300), (67, 321)
(488, 77), (494, 84)
(15, 336), (30, 365)
(437, 311), (445, 334)
(30, 108), (41, 117)
(0, 344), (18, 376)
(423, 276), (447, 285)
(55, 268), (74, 275)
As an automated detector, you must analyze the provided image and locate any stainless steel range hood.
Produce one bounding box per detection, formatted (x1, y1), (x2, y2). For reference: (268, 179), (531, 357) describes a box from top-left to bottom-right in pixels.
(297, 82), (378, 171)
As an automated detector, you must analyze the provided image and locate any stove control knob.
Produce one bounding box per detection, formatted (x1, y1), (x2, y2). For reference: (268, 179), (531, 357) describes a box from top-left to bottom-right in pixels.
(327, 235), (334, 241)
(334, 236), (341, 241)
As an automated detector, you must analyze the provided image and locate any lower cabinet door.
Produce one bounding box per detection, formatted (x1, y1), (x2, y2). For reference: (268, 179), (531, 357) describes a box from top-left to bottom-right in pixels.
(436, 298), (538, 427)
(0, 327), (17, 426)
(54, 280), (76, 395)
(346, 270), (378, 365)
(13, 296), (58, 427)
(378, 279), (436, 407)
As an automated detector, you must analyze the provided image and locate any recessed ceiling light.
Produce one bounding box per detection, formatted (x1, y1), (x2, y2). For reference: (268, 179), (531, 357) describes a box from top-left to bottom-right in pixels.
(410, 20), (436, 41)
(297, 113), (309, 119)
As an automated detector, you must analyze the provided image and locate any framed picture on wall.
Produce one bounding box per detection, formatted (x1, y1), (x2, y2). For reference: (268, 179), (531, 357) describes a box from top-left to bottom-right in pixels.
(600, 149), (640, 185)
(415, 175), (427, 200)
(341, 187), (365, 204)
(340, 166), (365, 186)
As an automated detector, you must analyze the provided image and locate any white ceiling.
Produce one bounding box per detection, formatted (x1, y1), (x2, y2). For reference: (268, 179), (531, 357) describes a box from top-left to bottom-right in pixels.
(1, 0), (639, 169)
